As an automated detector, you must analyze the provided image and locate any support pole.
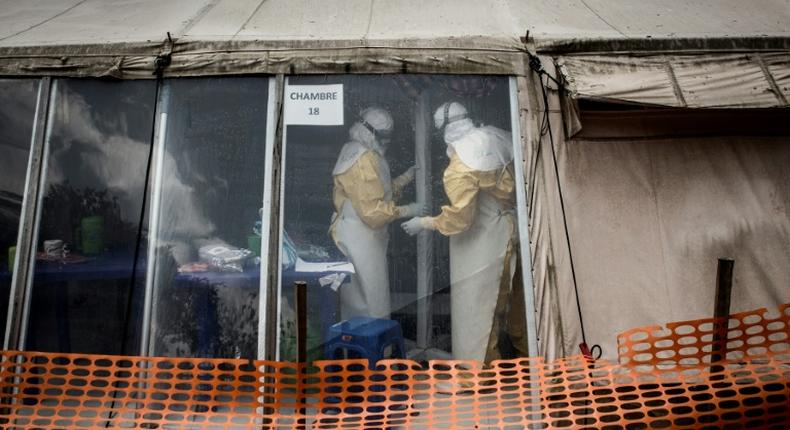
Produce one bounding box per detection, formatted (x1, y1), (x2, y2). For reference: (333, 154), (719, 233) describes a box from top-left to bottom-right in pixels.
(294, 280), (307, 418)
(712, 258), (734, 365)
(415, 92), (433, 350)
(4, 77), (51, 351)
(295, 281), (307, 364)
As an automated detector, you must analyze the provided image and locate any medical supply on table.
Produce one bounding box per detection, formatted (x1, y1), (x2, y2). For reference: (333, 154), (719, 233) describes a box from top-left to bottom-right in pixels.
(198, 244), (253, 273)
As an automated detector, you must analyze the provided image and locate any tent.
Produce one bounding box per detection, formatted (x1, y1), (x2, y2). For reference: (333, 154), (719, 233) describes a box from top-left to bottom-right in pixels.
(1, 0), (789, 362)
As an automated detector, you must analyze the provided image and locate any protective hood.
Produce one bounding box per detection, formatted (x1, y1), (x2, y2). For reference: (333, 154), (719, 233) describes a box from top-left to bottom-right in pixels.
(447, 124), (513, 172)
(332, 140), (368, 176)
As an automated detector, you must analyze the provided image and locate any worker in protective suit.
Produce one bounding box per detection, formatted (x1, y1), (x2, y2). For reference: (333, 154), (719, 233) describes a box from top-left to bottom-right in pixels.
(401, 102), (527, 362)
(331, 106), (423, 320)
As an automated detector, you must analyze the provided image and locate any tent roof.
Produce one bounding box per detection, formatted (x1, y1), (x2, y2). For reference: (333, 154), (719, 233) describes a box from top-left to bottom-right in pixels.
(2, 0), (789, 48)
(0, 0), (788, 78)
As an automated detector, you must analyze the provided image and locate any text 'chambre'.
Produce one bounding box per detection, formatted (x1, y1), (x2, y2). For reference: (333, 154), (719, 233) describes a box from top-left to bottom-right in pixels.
(289, 91), (339, 100)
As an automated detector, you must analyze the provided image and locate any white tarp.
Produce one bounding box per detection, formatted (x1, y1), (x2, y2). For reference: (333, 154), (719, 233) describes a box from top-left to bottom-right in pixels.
(558, 53), (790, 108)
(560, 134), (790, 362)
(1, 0), (789, 78)
(2, 0), (789, 48)
(0, 0), (523, 48)
(526, 61), (790, 360)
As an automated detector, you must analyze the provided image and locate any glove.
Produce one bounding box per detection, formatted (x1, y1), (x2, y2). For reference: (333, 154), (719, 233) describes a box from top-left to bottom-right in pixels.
(401, 217), (434, 236)
(398, 202), (426, 218)
(393, 165), (417, 191)
(398, 165), (416, 184)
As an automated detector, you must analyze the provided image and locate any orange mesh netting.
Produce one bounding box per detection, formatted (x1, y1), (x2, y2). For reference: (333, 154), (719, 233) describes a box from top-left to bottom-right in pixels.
(617, 303), (790, 367)
(1, 304), (788, 429)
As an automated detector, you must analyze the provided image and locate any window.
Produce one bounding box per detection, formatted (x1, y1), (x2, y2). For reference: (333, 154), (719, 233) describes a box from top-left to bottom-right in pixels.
(147, 77), (271, 359)
(24, 79), (156, 354)
(278, 75), (528, 362)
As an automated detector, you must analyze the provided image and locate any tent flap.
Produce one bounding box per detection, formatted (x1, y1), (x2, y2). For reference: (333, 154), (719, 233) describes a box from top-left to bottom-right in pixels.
(558, 53), (790, 108)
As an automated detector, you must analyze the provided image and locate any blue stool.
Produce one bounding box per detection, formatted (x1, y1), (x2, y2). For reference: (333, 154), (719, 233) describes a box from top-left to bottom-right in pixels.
(324, 317), (405, 368)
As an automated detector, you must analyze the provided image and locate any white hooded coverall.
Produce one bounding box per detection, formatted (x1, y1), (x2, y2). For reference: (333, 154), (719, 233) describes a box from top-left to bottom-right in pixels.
(428, 118), (518, 361)
(330, 123), (411, 320)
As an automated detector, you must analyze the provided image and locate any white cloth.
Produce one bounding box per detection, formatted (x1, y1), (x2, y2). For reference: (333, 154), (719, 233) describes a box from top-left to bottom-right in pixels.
(450, 187), (516, 361)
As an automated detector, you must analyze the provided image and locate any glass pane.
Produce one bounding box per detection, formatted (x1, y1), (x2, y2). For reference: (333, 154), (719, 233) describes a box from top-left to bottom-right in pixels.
(149, 77), (269, 359)
(25, 79), (156, 354)
(0, 79), (39, 339)
(279, 75), (527, 364)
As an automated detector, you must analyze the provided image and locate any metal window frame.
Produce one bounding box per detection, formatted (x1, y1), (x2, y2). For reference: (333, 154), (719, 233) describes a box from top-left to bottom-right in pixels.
(3, 77), (51, 351)
(509, 76), (539, 357)
(140, 80), (169, 356)
(258, 75), (285, 360)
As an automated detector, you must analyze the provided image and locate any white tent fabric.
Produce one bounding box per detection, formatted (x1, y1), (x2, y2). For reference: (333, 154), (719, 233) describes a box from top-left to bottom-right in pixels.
(561, 134), (790, 362)
(1, 0), (789, 77)
(525, 60), (790, 360)
(558, 53), (790, 108)
(2, 0), (789, 48)
(0, 0), (524, 48)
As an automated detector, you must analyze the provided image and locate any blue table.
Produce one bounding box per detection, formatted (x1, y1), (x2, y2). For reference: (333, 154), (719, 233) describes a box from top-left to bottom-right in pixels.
(173, 265), (348, 358)
(1, 256), (349, 358)
(0, 254), (145, 353)
(0, 253), (143, 283)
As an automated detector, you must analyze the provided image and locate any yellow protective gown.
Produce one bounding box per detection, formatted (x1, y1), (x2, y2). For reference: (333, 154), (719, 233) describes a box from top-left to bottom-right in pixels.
(426, 124), (527, 361)
(331, 144), (408, 319)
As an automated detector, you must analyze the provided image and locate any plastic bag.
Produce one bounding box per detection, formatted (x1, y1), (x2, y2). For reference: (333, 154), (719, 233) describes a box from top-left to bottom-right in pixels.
(198, 244), (253, 273)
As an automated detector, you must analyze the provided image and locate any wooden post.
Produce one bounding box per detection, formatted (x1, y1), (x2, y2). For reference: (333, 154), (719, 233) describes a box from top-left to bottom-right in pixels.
(293, 280), (307, 419)
(295, 281), (307, 364)
(711, 258), (734, 366)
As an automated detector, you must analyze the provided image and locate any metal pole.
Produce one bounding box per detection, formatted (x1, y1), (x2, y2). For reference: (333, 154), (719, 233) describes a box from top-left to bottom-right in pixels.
(4, 77), (51, 351)
(258, 75), (284, 361)
(414, 91), (433, 350)
(509, 76), (539, 357)
(712, 258), (734, 365)
(5, 78), (53, 351)
(140, 82), (170, 357)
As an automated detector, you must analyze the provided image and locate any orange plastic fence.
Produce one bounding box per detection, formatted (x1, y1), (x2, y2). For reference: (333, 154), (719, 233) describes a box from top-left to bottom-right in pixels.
(0, 304), (787, 429)
(618, 303), (790, 367)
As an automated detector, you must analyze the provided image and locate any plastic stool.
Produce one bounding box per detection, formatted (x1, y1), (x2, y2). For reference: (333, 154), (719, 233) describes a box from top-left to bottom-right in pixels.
(324, 317), (405, 368)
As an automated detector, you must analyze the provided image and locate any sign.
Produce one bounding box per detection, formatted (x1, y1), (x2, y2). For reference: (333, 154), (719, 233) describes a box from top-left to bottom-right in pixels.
(284, 84), (344, 126)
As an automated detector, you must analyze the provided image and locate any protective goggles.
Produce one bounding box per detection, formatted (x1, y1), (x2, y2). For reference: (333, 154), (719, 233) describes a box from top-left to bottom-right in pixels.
(361, 119), (393, 141)
(436, 102), (469, 134)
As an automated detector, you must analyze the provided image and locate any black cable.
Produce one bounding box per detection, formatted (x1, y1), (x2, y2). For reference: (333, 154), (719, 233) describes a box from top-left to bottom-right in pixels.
(105, 49), (168, 429)
(527, 79), (550, 219)
(529, 55), (597, 353)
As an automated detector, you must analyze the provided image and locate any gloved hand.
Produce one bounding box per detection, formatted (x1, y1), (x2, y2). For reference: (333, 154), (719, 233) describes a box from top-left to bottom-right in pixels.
(398, 165), (416, 184)
(393, 165), (417, 191)
(401, 217), (433, 236)
(399, 202), (426, 218)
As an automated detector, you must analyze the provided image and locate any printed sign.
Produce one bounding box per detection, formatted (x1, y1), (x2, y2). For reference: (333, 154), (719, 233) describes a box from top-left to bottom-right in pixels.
(284, 84), (344, 126)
